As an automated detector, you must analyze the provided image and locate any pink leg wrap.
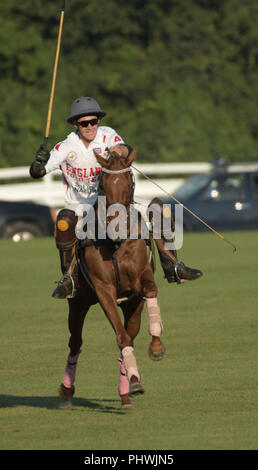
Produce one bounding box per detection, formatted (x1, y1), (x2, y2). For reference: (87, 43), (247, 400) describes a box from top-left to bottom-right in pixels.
(62, 350), (81, 389)
(117, 357), (130, 396)
(146, 297), (163, 336)
(122, 346), (141, 382)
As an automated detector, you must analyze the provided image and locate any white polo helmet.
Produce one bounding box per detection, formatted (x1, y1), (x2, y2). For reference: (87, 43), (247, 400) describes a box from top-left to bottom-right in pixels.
(67, 96), (106, 123)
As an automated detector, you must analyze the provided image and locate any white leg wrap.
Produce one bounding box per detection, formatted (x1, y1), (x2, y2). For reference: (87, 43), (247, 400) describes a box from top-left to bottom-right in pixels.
(146, 297), (163, 336)
(122, 346), (140, 382)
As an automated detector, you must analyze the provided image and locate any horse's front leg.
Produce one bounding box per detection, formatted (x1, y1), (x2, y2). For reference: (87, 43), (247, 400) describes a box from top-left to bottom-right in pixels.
(59, 295), (89, 408)
(141, 265), (165, 361)
(95, 283), (143, 398)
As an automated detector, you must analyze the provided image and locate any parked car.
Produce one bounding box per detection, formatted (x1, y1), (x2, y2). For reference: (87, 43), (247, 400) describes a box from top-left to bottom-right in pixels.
(161, 161), (258, 231)
(0, 200), (56, 241)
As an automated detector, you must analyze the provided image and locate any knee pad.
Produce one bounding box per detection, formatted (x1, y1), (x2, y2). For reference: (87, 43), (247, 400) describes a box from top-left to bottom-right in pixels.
(147, 198), (175, 237)
(55, 209), (78, 250)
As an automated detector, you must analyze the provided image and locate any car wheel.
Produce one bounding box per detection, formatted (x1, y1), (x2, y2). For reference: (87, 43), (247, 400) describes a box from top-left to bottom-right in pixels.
(4, 222), (43, 242)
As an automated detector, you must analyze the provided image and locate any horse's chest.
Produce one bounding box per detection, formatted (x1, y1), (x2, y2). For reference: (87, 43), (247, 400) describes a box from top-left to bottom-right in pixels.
(117, 242), (147, 279)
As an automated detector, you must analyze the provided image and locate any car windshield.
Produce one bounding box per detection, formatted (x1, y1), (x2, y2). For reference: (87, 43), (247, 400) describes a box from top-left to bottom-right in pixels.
(173, 174), (211, 200)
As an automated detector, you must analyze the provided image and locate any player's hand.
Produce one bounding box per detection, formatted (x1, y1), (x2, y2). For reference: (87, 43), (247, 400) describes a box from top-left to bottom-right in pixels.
(35, 143), (50, 164)
(30, 160), (46, 178)
(108, 145), (130, 158)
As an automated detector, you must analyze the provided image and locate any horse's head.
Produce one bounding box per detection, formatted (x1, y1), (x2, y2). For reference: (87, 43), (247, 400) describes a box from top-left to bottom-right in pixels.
(94, 147), (137, 241)
(94, 147), (137, 208)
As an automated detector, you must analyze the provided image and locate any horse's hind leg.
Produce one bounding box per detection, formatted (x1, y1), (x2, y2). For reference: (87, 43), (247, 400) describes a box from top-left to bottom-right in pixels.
(117, 357), (132, 409)
(59, 296), (89, 408)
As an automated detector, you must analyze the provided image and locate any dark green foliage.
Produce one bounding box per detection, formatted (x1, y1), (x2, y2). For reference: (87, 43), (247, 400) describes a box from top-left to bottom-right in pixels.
(1, 0), (258, 167)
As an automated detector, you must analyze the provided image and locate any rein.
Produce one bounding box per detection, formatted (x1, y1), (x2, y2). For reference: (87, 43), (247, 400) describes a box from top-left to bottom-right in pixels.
(131, 165), (237, 253)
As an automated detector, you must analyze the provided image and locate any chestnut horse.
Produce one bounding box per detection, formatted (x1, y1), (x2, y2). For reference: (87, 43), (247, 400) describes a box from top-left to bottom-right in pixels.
(59, 148), (165, 409)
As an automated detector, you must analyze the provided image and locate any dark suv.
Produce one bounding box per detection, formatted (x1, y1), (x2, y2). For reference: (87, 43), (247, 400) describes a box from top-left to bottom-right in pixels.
(161, 162), (258, 231)
(0, 200), (56, 241)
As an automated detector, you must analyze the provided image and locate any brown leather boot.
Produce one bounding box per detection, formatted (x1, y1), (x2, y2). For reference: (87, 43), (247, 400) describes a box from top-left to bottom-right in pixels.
(147, 197), (203, 284)
(52, 209), (79, 299)
(52, 248), (79, 299)
(155, 238), (203, 284)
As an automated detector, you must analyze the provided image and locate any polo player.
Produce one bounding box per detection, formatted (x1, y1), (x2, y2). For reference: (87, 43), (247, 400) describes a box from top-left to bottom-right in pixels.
(30, 96), (203, 299)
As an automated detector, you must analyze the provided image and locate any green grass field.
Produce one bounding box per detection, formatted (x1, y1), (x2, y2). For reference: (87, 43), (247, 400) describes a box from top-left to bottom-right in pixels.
(0, 230), (257, 450)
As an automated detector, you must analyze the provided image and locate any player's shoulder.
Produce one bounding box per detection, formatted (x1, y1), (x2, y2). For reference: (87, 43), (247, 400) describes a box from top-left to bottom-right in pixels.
(98, 126), (124, 145)
(52, 132), (78, 152)
(98, 126), (118, 136)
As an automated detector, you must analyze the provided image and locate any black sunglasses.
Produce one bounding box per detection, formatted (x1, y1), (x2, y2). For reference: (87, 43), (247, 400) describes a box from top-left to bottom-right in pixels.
(77, 118), (99, 127)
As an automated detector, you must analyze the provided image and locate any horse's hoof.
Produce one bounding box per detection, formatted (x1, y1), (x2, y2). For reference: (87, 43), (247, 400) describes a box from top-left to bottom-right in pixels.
(59, 383), (75, 399)
(58, 383), (75, 409)
(148, 344), (166, 361)
(122, 403), (134, 409)
(121, 394), (133, 409)
(129, 376), (144, 396)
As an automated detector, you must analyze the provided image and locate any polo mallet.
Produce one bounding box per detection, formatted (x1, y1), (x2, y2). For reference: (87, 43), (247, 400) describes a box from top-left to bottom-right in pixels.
(132, 164), (237, 252)
(42, 0), (65, 149)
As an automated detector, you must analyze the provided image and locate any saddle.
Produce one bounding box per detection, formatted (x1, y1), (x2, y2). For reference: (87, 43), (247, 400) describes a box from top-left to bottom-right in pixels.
(77, 237), (155, 305)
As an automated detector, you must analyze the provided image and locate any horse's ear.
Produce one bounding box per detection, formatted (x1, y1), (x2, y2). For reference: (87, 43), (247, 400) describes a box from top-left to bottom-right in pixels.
(94, 151), (110, 169)
(126, 146), (137, 167)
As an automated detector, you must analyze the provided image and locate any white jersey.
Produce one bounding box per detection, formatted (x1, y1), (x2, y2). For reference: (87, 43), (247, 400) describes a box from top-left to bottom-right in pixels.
(45, 126), (124, 210)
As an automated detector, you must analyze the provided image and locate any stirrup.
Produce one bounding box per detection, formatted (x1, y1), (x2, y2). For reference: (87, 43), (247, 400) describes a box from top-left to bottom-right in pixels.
(67, 275), (76, 298)
(174, 260), (203, 284)
(53, 274), (76, 299)
(62, 274), (76, 298)
(174, 260), (184, 284)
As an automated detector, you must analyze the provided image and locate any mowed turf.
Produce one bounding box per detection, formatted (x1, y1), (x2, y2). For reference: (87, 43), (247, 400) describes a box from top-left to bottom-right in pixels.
(0, 230), (257, 450)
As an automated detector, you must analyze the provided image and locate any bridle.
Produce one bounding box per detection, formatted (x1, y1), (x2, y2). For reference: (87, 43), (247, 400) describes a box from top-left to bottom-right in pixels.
(101, 167), (132, 175)
(98, 166), (135, 206)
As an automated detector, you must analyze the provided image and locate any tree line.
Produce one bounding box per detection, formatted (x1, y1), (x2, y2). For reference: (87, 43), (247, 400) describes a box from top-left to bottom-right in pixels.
(0, 0), (258, 167)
